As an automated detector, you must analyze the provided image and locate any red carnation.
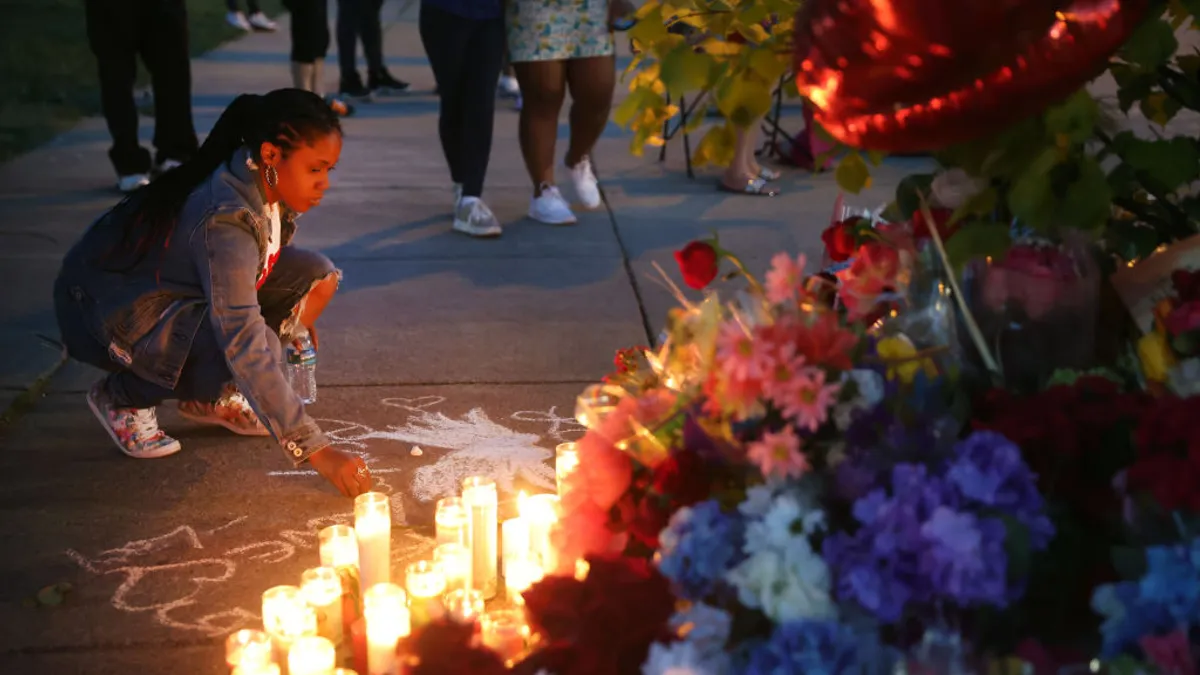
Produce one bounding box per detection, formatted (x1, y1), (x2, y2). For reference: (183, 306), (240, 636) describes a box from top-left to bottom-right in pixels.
(910, 207), (959, 242)
(674, 240), (720, 290)
(820, 218), (859, 262)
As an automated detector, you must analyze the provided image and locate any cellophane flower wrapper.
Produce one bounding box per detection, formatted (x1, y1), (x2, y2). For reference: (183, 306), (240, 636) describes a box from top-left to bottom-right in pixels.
(959, 232), (1100, 392)
(870, 245), (962, 379)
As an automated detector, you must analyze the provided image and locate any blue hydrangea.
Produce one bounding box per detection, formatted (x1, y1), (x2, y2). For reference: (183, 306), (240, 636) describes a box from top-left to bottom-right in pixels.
(1092, 581), (1175, 657)
(947, 431), (1055, 548)
(1140, 539), (1200, 624)
(656, 499), (744, 601)
(743, 620), (860, 675)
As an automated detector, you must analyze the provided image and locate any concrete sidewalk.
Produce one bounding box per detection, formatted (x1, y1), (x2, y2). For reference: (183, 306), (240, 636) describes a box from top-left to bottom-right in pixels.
(0, 4), (916, 673)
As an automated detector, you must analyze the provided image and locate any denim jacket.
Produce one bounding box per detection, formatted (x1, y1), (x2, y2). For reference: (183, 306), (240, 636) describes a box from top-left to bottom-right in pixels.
(56, 148), (331, 466)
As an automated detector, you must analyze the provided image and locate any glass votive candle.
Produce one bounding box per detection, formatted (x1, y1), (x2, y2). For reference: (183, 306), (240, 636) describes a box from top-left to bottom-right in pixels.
(521, 493), (560, 572)
(354, 492), (392, 590)
(288, 635), (336, 675)
(404, 560), (446, 628)
(504, 554), (544, 605)
(232, 665), (280, 675)
(363, 583), (409, 675)
(225, 629), (273, 670)
(555, 442), (579, 494)
(319, 524), (359, 568)
(462, 476), (499, 599)
(481, 609), (530, 666)
(574, 383), (622, 428)
(442, 588), (485, 625)
(434, 496), (468, 546)
(432, 542), (471, 592)
(301, 567), (344, 648)
(333, 670), (359, 675)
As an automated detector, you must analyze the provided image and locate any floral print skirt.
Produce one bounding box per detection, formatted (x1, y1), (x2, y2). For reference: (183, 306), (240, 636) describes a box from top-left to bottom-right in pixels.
(506, 0), (614, 62)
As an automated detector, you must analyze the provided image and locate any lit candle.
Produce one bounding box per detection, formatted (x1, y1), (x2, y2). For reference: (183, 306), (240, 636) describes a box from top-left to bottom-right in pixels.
(442, 589), (485, 625)
(404, 560), (447, 628)
(333, 670), (359, 675)
(355, 493), (392, 591)
(363, 583), (409, 675)
(233, 665), (280, 675)
(481, 609), (529, 667)
(434, 497), (468, 546)
(501, 516), (529, 576)
(461, 476), (498, 599)
(226, 629), (273, 672)
(288, 636), (336, 675)
(262, 586), (318, 673)
(555, 442), (579, 495)
(319, 524), (359, 567)
(432, 542), (471, 593)
(301, 567), (344, 652)
(575, 558), (590, 581)
(503, 554), (544, 605)
(521, 493), (560, 572)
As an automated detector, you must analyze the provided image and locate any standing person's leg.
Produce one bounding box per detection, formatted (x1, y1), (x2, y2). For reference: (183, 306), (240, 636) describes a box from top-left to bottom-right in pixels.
(563, 55), (615, 209)
(719, 118), (776, 196)
(419, 4), (469, 200)
(364, 0), (409, 93)
(512, 60), (575, 224)
(244, 0), (278, 31)
(336, 0), (369, 95)
(137, 0), (198, 172)
(451, 15), (506, 236)
(84, 0), (152, 189)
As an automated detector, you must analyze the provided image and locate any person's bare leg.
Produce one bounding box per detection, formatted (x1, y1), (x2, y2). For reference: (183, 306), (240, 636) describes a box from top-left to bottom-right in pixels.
(513, 60), (567, 195)
(721, 125), (755, 189)
(299, 273), (338, 328)
(563, 55), (615, 167)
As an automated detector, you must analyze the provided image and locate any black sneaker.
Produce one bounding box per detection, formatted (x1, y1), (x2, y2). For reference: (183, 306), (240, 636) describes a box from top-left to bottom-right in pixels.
(368, 70), (410, 95)
(339, 75), (373, 101)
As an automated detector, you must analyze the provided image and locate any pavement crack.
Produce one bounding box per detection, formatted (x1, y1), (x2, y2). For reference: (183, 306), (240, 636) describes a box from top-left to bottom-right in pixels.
(596, 159), (656, 347)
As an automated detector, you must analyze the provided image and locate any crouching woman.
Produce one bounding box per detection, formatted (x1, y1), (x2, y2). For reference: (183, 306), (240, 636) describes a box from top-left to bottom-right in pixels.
(53, 88), (371, 497)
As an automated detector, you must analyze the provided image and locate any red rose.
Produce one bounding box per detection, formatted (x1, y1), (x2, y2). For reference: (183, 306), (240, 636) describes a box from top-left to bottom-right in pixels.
(1164, 300), (1200, 338)
(1172, 268), (1200, 302)
(673, 241), (720, 290)
(821, 218), (859, 262)
(910, 207), (959, 242)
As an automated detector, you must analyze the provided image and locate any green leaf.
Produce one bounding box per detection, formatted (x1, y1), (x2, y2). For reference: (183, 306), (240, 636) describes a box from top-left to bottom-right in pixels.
(1120, 17), (1179, 70)
(1044, 91), (1098, 145)
(659, 45), (714, 94)
(835, 152), (871, 194)
(628, 5), (670, 47)
(1107, 656), (1146, 675)
(1141, 91), (1184, 126)
(717, 77), (774, 127)
(1059, 156), (1113, 231)
(1109, 219), (1166, 261)
(1116, 135), (1200, 192)
(1006, 148), (1060, 228)
(1171, 328), (1200, 356)
(951, 186), (998, 224)
(895, 173), (936, 219)
(866, 149), (886, 166)
(1110, 63), (1160, 113)
(35, 582), (72, 607)
(1111, 546), (1147, 580)
(692, 123), (736, 167)
(943, 222), (1012, 272)
(1178, 53), (1200, 78)
(612, 88), (662, 128)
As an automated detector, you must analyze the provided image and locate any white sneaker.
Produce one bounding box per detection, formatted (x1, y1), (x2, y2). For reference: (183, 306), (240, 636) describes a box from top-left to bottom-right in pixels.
(247, 11), (277, 31)
(226, 11), (252, 31)
(117, 173), (151, 193)
(567, 156), (602, 209)
(453, 197), (503, 237)
(498, 75), (520, 99)
(453, 182), (463, 208)
(529, 185), (577, 225)
(155, 159), (183, 175)
(514, 94), (522, 111)
(87, 381), (182, 459)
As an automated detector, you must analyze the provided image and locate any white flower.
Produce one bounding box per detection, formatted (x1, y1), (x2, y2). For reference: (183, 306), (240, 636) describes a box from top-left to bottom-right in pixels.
(1168, 358), (1200, 397)
(642, 639), (729, 675)
(930, 168), (987, 210)
(743, 492), (825, 555)
(670, 602), (732, 658)
(738, 484), (778, 519)
(725, 543), (835, 623)
(834, 369), (885, 431)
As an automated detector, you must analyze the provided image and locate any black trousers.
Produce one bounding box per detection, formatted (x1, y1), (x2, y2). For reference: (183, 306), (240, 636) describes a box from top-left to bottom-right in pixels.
(336, 0), (385, 81)
(225, 0), (262, 13)
(84, 0), (199, 176)
(419, 4), (505, 198)
(283, 0), (330, 62)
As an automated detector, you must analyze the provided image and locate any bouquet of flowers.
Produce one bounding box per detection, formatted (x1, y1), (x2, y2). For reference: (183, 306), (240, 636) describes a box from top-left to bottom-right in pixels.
(1137, 267), (1200, 397)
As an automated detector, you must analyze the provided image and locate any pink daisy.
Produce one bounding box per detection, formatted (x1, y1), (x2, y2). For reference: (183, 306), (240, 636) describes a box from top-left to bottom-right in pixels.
(764, 252), (808, 305)
(715, 319), (771, 383)
(761, 343), (807, 401)
(776, 366), (841, 431)
(747, 427), (810, 479)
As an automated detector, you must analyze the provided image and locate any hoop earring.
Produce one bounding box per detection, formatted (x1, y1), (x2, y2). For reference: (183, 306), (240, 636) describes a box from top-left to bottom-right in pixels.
(265, 165), (278, 188)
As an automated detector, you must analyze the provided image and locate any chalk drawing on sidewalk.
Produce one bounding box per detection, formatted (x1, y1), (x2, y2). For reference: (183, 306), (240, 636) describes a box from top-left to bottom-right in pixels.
(65, 399), (582, 636)
(270, 398), (587, 503)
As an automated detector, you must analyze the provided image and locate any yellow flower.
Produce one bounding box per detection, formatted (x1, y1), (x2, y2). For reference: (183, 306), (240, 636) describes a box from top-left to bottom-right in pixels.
(876, 334), (938, 384)
(1137, 330), (1176, 383)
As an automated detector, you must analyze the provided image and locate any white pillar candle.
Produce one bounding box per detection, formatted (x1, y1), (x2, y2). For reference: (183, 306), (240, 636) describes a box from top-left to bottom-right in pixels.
(226, 629), (274, 672)
(555, 442), (579, 495)
(363, 583), (409, 675)
(301, 567), (344, 651)
(288, 636), (336, 675)
(319, 524), (359, 568)
(333, 670), (359, 675)
(461, 476), (498, 599)
(404, 560), (447, 629)
(434, 497), (468, 546)
(263, 585), (318, 673)
(233, 665), (280, 675)
(354, 493), (392, 591)
(501, 516), (529, 567)
(520, 493), (560, 572)
(503, 554), (544, 605)
(442, 589), (485, 625)
(432, 542), (471, 593)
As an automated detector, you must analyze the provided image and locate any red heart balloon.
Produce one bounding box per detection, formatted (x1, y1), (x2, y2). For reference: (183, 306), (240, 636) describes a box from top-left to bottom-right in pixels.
(793, 0), (1153, 153)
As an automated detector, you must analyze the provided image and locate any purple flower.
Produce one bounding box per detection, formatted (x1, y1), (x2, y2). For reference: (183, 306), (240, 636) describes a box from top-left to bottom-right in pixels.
(947, 431), (1055, 548)
(919, 507), (1010, 607)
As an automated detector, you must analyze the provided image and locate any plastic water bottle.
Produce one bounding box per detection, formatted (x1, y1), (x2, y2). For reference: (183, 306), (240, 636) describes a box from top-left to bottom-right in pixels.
(286, 327), (318, 404)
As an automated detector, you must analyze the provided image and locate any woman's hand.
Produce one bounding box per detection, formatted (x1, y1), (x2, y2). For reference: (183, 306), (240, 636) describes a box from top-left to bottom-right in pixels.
(294, 323), (319, 350)
(308, 446), (371, 497)
(608, 0), (636, 29)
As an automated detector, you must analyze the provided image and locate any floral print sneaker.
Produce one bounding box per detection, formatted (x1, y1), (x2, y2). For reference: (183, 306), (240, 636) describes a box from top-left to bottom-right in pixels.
(86, 381), (182, 459)
(178, 384), (269, 437)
